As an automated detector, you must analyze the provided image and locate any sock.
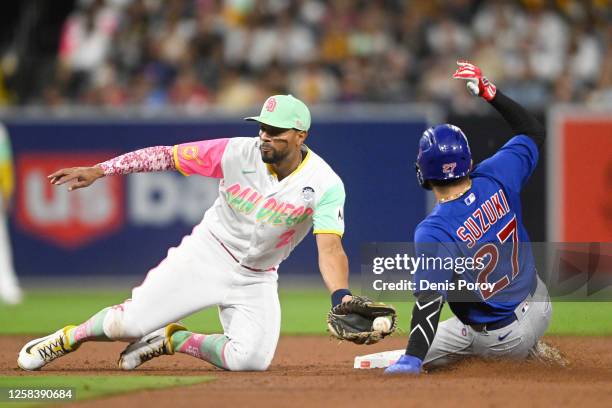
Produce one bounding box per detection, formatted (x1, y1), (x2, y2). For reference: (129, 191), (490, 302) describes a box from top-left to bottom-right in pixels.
(171, 331), (230, 369)
(66, 307), (112, 347)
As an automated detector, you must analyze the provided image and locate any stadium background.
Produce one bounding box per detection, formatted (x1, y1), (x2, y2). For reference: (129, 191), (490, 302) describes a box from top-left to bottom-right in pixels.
(0, 0), (611, 406)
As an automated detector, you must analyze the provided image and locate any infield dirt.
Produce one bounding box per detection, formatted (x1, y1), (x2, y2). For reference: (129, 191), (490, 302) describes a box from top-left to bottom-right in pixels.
(1, 336), (611, 407)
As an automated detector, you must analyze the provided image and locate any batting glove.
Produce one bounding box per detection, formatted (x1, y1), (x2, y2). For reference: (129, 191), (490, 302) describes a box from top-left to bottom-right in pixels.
(452, 60), (497, 101)
(384, 354), (422, 375)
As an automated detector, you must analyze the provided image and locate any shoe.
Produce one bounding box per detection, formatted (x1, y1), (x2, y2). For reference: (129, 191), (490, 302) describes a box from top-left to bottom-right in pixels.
(17, 325), (78, 371)
(118, 323), (186, 370)
(384, 354), (422, 375)
(529, 340), (569, 366)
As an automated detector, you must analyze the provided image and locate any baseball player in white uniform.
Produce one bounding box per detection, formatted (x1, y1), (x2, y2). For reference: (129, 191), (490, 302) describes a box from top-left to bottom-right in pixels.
(18, 95), (354, 371)
(0, 123), (22, 305)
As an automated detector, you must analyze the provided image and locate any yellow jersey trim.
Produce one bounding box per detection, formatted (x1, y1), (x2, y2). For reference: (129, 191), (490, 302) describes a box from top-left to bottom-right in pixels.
(266, 163), (277, 177)
(313, 229), (344, 237)
(291, 147), (311, 177)
(266, 147), (311, 179)
(173, 145), (189, 177)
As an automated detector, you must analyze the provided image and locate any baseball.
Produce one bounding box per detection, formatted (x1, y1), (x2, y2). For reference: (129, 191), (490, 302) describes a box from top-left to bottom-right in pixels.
(372, 316), (392, 332)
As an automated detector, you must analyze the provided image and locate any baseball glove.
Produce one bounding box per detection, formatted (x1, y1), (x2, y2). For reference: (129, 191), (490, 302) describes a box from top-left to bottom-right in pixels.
(327, 296), (397, 345)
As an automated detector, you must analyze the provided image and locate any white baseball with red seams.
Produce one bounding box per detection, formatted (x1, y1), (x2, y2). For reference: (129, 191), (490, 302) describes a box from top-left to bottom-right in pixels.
(372, 316), (393, 332)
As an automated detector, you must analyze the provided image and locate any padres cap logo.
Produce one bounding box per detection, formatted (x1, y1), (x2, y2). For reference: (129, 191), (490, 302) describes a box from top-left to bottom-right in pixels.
(266, 97), (277, 112)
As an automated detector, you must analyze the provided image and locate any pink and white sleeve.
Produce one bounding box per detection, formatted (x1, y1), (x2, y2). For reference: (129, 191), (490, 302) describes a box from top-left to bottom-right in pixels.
(98, 146), (176, 175)
(173, 138), (230, 178)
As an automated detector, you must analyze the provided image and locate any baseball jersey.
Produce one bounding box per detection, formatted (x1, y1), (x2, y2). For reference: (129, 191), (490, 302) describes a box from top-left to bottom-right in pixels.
(173, 137), (345, 270)
(413, 135), (539, 324)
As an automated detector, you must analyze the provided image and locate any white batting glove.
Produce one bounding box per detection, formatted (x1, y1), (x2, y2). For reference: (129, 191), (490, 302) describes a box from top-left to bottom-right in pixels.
(452, 60), (497, 102)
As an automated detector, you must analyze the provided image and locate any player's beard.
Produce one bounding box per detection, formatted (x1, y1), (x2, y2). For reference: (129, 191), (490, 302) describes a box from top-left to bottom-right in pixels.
(260, 145), (288, 164)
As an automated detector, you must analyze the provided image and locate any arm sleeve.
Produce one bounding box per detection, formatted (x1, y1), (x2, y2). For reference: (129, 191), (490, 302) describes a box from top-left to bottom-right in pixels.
(405, 291), (444, 361)
(407, 226), (449, 360)
(489, 90), (546, 149)
(98, 146), (176, 175)
(313, 182), (345, 237)
(174, 138), (230, 178)
(473, 135), (539, 192)
(472, 90), (541, 191)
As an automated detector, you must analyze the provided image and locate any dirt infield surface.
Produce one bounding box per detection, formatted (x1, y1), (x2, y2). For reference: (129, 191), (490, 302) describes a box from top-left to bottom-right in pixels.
(1, 335), (611, 407)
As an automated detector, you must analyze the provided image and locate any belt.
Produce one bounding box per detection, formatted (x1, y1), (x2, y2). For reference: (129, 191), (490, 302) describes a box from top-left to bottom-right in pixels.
(470, 313), (517, 332)
(209, 231), (276, 273)
(469, 281), (538, 332)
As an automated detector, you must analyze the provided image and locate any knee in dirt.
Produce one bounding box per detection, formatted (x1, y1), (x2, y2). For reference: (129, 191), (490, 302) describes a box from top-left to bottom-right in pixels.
(102, 305), (147, 341)
(225, 342), (272, 372)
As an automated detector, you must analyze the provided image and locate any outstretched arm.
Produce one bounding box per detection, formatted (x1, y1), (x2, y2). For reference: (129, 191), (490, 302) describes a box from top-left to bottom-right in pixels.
(49, 138), (231, 191)
(488, 91), (545, 149)
(99, 145), (175, 175)
(453, 60), (545, 149)
(48, 145), (176, 191)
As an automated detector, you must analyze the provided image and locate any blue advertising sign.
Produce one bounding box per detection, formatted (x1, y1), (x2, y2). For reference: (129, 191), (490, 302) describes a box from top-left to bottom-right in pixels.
(5, 115), (430, 277)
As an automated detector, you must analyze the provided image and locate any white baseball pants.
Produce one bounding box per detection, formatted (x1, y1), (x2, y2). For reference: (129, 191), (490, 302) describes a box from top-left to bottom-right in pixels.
(108, 224), (281, 371)
(424, 276), (552, 368)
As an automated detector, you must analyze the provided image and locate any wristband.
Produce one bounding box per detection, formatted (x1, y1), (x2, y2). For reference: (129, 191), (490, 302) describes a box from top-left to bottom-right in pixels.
(331, 289), (352, 307)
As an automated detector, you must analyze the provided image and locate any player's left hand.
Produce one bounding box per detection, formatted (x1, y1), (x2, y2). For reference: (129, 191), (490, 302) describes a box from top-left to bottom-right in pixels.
(327, 296), (397, 345)
(452, 60), (497, 101)
(341, 295), (352, 303)
(384, 355), (422, 375)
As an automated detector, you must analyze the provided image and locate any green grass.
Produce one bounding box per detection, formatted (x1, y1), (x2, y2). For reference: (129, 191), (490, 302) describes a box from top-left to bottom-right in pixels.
(0, 375), (212, 407)
(1, 289), (610, 336)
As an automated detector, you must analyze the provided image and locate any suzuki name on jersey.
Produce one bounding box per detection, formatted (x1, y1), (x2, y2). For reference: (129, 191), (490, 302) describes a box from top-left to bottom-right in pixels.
(456, 189), (511, 248)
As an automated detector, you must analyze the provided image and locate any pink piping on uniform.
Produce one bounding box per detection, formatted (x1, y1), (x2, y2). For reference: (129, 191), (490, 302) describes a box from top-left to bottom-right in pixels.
(221, 340), (229, 369)
(209, 230), (276, 272)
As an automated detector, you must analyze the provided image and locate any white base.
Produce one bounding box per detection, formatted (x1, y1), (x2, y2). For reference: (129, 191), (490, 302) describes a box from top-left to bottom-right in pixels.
(353, 349), (405, 369)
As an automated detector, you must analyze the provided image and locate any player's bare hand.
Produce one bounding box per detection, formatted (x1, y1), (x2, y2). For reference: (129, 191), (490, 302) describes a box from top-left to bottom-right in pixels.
(452, 60), (497, 101)
(47, 166), (105, 191)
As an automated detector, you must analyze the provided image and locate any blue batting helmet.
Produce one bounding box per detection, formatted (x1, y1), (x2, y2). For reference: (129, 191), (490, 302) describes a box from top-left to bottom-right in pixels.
(415, 124), (472, 189)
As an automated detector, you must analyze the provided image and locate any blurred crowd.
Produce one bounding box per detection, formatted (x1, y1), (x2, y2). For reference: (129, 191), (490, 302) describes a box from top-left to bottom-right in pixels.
(2, 0), (612, 112)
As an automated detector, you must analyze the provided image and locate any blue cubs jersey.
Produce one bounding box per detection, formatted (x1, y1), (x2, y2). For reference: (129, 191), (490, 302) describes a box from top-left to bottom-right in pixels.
(413, 135), (539, 325)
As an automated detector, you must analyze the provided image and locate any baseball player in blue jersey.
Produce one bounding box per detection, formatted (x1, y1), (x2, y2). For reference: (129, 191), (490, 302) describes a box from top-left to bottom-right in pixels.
(385, 61), (552, 374)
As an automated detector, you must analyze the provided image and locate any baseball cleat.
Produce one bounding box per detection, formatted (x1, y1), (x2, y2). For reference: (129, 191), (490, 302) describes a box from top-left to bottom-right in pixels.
(118, 323), (186, 370)
(17, 325), (78, 371)
(529, 340), (569, 367)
